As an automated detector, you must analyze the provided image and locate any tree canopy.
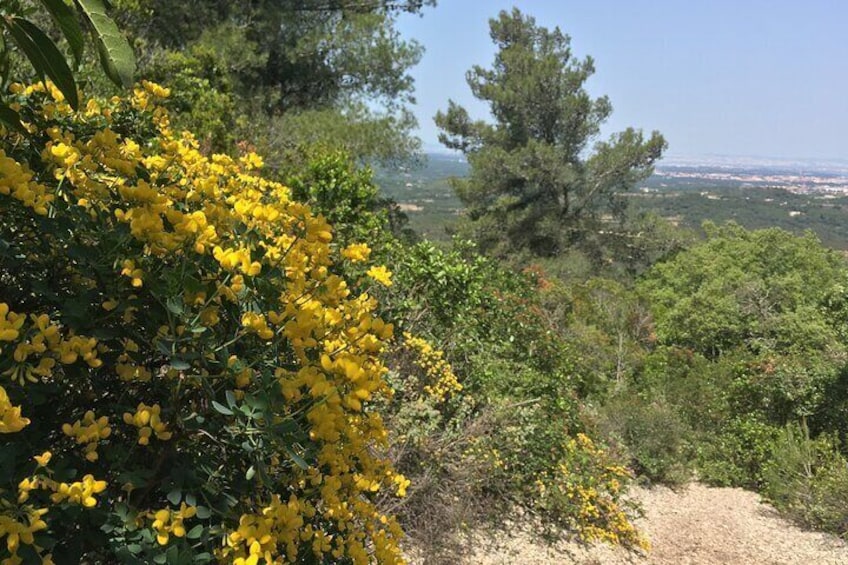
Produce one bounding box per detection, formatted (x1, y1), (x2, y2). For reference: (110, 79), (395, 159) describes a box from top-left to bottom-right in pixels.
(639, 222), (848, 359)
(111, 0), (434, 161)
(436, 8), (666, 257)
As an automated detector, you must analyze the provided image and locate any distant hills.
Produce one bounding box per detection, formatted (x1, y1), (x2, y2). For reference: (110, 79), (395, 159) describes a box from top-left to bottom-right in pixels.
(375, 152), (848, 248)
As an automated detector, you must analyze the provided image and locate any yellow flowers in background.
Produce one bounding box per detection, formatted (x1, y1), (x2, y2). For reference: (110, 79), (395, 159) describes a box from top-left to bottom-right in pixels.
(533, 433), (648, 550)
(342, 243), (372, 263)
(401, 333), (462, 401)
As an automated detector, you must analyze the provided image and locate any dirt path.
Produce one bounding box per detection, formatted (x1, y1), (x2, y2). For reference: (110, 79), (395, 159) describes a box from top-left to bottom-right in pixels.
(431, 483), (848, 565)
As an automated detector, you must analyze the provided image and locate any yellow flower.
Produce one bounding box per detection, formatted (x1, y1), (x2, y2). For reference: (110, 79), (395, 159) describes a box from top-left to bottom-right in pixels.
(120, 259), (144, 287)
(50, 474), (107, 507)
(123, 403), (172, 445)
(239, 152), (264, 170)
(341, 243), (371, 263)
(366, 265), (393, 287)
(0, 386), (30, 433)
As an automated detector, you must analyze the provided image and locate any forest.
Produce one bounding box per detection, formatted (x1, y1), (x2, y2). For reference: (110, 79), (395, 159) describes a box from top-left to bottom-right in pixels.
(0, 2), (846, 564)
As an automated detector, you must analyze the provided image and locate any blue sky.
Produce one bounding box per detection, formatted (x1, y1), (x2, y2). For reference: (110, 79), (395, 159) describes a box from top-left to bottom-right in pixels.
(396, 1), (848, 160)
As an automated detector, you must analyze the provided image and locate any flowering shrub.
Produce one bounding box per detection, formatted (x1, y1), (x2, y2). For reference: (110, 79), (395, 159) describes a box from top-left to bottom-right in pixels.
(396, 334), (461, 402)
(0, 82), (406, 563)
(372, 241), (645, 557)
(532, 433), (646, 548)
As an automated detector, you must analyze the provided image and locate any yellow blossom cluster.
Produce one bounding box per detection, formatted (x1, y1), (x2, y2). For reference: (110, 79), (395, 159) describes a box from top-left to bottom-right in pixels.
(0, 386), (29, 433)
(62, 411), (111, 462)
(0, 506), (48, 563)
(241, 312), (275, 340)
(0, 304), (24, 342)
(342, 243), (372, 263)
(0, 81), (407, 562)
(115, 339), (153, 382)
(366, 265), (393, 287)
(0, 305), (102, 386)
(0, 150), (53, 215)
(401, 333), (462, 401)
(49, 475), (108, 508)
(537, 433), (647, 549)
(149, 503), (197, 545)
(122, 403), (172, 445)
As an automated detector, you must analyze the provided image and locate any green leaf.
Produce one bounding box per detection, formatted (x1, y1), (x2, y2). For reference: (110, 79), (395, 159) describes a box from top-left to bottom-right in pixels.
(5, 17), (80, 109)
(156, 339), (174, 356)
(245, 465), (255, 480)
(0, 101), (26, 134)
(166, 297), (184, 315)
(284, 445), (309, 470)
(194, 506), (211, 519)
(126, 543), (142, 555)
(170, 359), (190, 371)
(211, 401), (232, 416)
(186, 524), (203, 540)
(75, 0), (135, 87)
(166, 488), (181, 505)
(153, 553), (167, 564)
(165, 545), (179, 563)
(39, 0), (85, 65)
(225, 389), (236, 408)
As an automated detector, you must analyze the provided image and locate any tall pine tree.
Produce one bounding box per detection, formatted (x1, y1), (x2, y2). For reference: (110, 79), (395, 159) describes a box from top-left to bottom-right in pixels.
(436, 8), (666, 257)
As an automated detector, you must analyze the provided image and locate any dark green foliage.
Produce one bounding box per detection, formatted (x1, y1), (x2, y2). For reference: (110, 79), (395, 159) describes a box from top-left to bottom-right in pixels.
(367, 236), (650, 551)
(378, 156), (848, 252)
(4, 16), (80, 108)
(631, 184), (848, 251)
(285, 149), (403, 245)
(112, 0), (431, 159)
(0, 0), (134, 120)
(116, 1), (429, 109)
(140, 47), (239, 150)
(436, 8), (665, 257)
(606, 224), (848, 529)
(76, 0), (136, 87)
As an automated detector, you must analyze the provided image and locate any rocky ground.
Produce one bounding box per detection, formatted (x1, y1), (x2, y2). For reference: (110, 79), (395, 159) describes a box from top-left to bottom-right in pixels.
(409, 483), (848, 564)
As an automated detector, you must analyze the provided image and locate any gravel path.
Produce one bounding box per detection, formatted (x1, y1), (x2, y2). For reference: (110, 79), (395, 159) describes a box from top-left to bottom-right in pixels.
(421, 483), (848, 565)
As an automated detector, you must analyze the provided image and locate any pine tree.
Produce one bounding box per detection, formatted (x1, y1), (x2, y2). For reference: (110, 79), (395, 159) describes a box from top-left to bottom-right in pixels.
(436, 8), (666, 256)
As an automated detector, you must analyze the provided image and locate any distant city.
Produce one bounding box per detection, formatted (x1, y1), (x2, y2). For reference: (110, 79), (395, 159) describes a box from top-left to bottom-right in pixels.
(422, 151), (848, 195)
(653, 155), (848, 195)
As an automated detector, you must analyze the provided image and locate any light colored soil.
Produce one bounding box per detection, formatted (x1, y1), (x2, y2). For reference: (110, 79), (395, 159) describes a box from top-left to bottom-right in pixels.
(411, 483), (848, 564)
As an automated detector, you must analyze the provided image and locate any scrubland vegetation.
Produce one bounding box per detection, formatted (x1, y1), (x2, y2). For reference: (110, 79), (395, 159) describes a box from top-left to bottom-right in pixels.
(0, 2), (846, 564)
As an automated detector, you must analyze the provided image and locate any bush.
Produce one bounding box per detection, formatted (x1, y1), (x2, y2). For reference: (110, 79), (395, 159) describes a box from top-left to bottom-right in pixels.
(0, 82), (407, 563)
(595, 393), (692, 486)
(373, 240), (645, 553)
(763, 422), (848, 535)
(695, 416), (780, 488)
